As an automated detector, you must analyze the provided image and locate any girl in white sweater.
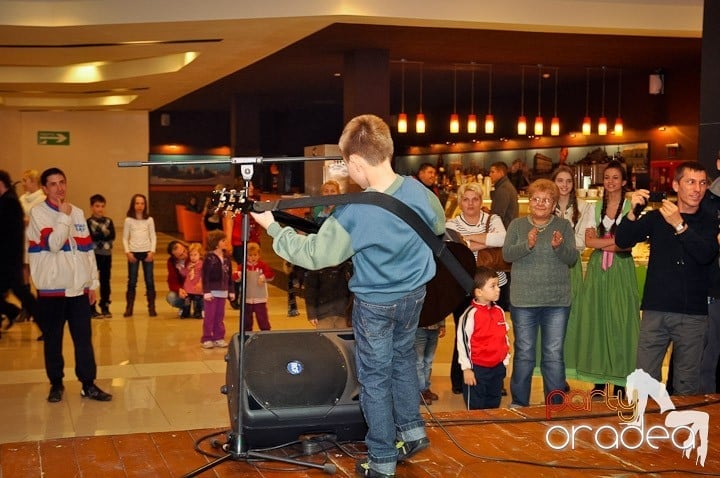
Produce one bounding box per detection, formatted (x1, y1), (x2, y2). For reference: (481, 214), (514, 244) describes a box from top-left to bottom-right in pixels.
(122, 194), (157, 317)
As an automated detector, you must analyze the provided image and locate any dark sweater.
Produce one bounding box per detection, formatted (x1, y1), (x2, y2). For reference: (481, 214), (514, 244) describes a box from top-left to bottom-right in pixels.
(615, 208), (718, 315)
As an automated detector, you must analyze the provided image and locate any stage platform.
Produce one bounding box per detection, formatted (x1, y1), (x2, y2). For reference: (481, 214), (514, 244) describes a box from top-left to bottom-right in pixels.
(2, 395), (718, 477)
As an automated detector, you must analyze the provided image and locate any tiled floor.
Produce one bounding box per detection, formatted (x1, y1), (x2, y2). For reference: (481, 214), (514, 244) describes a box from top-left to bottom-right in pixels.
(0, 231), (593, 445)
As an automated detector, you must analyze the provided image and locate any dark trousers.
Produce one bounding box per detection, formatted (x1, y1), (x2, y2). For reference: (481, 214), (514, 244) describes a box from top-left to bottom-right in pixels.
(464, 363), (506, 410)
(39, 295), (97, 386)
(95, 254), (112, 307)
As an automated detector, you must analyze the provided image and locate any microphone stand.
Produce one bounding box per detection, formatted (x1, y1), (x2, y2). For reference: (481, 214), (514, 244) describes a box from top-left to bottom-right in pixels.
(118, 156), (339, 476)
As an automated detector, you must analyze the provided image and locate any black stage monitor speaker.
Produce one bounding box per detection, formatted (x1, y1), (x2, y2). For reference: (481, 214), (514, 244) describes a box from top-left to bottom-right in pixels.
(223, 329), (367, 449)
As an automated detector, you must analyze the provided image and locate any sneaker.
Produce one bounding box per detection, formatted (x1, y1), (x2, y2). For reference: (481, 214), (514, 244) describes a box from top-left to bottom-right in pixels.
(81, 384), (112, 401)
(288, 308), (300, 317)
(213, 339), (228, 348)
(91, 309), (102, 319)
(201, 341), (214, 349)
(47, 384), (64, 403)
(101, 308), (112, 318)
(425, 389), (439, 401)
(355, 460), (394, 477)
(396, 437), (430, 462)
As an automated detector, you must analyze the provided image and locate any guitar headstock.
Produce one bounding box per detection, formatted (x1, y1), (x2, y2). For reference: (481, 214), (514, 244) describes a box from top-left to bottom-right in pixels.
(210, 188), (253, 216)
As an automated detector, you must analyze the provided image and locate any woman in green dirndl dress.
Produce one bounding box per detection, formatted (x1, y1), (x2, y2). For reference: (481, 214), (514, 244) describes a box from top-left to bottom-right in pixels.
(573, 160), (640, 394)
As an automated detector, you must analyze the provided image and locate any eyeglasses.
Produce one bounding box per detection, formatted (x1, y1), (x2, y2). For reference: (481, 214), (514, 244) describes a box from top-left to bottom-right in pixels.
(530, 197), (553, 205)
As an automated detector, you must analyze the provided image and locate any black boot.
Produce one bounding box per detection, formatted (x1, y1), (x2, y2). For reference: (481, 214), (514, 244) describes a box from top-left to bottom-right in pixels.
(147, 291), (157, 317)
(123, 291), (135, 317)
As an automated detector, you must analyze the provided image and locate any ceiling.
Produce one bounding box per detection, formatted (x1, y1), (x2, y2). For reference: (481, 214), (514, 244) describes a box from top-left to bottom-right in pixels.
(0, 2), (704, 116)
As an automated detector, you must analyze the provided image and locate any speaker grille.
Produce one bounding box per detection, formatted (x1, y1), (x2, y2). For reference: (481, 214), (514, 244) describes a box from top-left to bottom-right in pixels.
(243, 332), (348, 409)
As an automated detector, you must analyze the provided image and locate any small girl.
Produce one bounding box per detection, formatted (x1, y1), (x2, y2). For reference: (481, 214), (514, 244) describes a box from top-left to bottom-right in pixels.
(201, 230), (235, 349)
(456, 266), (510, 410)
(241, 242), (275, 331)
(183, 242), (205, 319)
(122, 193), (157, 317)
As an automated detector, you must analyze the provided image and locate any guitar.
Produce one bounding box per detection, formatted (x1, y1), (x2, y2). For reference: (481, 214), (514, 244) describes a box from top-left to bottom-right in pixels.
(210, 188), (476, 326)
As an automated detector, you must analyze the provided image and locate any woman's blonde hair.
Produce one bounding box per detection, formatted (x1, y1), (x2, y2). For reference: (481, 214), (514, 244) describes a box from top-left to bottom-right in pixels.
(457, 182), (483, 201)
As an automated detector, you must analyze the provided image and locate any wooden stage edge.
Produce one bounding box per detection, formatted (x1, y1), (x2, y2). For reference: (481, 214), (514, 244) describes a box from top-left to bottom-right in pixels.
(2, 394), (720, 477)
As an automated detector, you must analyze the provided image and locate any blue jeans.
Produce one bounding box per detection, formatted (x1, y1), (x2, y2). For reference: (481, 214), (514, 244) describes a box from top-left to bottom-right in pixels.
(166, 291), (185, 308)
(509, 306), (569, 406)
(414, 327), (440, 391)
(127, 253), (155, 294)
(353, 286), (427, 476)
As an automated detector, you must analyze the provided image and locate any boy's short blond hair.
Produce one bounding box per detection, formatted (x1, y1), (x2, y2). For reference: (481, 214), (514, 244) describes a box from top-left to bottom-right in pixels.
(247, 242), (261, 255)
(338, 114), (393, 167)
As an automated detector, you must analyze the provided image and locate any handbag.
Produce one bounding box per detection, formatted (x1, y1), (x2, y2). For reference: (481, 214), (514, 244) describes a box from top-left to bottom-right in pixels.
(475, 212), (511, 272)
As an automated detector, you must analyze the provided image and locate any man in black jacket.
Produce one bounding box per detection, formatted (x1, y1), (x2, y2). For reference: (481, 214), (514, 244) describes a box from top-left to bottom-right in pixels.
(616, 161), (718, 395)
(0, 170), (34, 334)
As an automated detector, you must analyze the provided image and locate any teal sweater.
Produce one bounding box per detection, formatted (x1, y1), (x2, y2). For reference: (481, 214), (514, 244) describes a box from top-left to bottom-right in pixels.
(502, 215), (578, 307)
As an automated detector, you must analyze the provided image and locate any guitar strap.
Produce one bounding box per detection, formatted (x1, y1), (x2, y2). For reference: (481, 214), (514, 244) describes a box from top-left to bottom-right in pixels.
(253, 191), (474, 296)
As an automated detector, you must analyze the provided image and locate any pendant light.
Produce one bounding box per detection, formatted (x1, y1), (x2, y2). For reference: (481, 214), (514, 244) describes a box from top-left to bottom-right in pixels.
(598, 66), (608, 136)
(518, 66), (527, 136)
(467, 66), (477, 133)
(550, 67), (560, 136)
(397, 60), (407, 133)
(485, 65), (495, 134)
(450, 66), (459, 133)
(614, 69), (624, 135)
(416, 62), (426, 133)
(582, 67), (591, 135)
(534, 64), (544, 136)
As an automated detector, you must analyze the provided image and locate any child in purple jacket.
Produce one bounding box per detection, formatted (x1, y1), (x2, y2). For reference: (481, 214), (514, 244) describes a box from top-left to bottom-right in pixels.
(200, 230), (235, 349)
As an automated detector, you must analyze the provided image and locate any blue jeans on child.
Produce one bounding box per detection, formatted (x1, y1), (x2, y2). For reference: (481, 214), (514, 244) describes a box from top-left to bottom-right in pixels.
(414, 327), (440, 392)
(509, 305), (569, 407)
(352, 286), (428, 476)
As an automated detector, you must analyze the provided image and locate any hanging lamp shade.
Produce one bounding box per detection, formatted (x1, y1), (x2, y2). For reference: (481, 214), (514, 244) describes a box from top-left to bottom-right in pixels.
(467, 114), (477, 134)
(517, 115), (527, 136)
(598, 116), (608, 136)
(397, 60), (407, 133)
(534, 65), (543, 136)
(598, 66), (607, 136)
(550, 67), (560, 136)
(614, 70), (623, 136)
(416, 63), (426, 133)
(517, 66), (526, 136)
(397, 113), (408, 133)
(485, 114), (494, 134)
(614, 117), (623, 136)
(551, 116), (560, 136)
(450, 113), (460, 133)
(415, 113), (426, 133)
(582, 68), (591, 135)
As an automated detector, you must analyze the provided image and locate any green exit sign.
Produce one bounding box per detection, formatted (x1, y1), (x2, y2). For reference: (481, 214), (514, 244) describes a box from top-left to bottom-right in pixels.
(37, 131), (70, 146)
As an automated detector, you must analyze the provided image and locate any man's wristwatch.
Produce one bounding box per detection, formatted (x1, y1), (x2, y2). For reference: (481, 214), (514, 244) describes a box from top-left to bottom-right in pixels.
(674, 222), (686, 234)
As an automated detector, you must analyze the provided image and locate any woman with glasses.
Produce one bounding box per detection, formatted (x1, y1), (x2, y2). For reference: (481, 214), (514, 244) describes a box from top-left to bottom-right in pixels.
(573, 160), (640, 397)
(502, 179), (578, 407)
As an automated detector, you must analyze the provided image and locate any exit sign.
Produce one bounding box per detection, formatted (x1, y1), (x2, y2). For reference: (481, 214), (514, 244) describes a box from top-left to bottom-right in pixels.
(37, 131), (70, 146)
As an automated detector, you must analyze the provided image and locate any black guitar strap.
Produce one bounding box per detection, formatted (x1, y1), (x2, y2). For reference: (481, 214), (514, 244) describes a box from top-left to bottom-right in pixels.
(253, 191), (474, 295)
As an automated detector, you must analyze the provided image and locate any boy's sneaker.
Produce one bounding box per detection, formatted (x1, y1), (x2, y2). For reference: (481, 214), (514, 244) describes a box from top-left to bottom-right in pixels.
(213, 339), (228, 348)
(81, 384), (112, 401)
(396, 437), (430, 462)
(100, 307), (112, 318)
(201, 341), (214, 349)
(288, 308), (300, 317)
(90, 309), (102, 319)
(355, 460), (394, 477)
